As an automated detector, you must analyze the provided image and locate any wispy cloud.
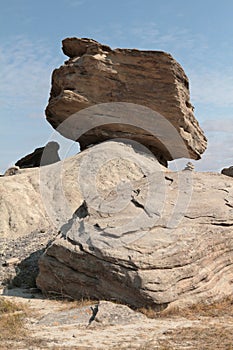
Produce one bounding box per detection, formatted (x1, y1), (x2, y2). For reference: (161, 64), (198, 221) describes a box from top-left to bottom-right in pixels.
(202, 119), (233, 133)
(195, 135), (233, 172)
(0, 36), (61, 118)
(189, 69), (233, 107)
(130, 23), (205, 51)
(0, 36), (64, 172)
(96, 21), (208, 57)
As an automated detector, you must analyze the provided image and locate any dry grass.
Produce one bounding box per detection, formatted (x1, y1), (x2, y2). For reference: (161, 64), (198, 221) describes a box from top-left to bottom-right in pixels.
(37, 293), (98, 311)
(58, 297), (98, 311)
(137, 298), (233, 350)
(138, 296), (233, 319)
(110, 343), (172, 350)
(0, 298), (51, 349)
(0, 298), (26, 314)
(158, 325), (233, 350)
(185, 296), (233, 317)
(137, 306), (157, 319)
(0, 298), (29, 342)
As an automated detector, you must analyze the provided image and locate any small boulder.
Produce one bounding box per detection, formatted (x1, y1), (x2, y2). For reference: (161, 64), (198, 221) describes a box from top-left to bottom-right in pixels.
(4, 166), (20, 176)
(221, 166), (233, 178)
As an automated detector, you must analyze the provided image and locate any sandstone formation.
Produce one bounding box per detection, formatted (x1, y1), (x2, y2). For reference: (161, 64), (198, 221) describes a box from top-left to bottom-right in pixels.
(36, 141), (233, 309)
(15, 141), (60, 169)
(221, 165), (233, 178)
(45, 37), (207, 166)
(1, 141), (232, 309)
(0, 167), (51, 239)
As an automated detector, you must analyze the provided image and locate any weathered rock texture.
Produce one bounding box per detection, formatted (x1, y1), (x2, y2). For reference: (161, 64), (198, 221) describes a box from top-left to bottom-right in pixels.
(36, 141), (233, 309)
(221, 166), (233, 178)
(1, 140), (232, 309)
(15, 142), (60, 168)
(0, 167), (51, 239)
(45, 37), (207, 166)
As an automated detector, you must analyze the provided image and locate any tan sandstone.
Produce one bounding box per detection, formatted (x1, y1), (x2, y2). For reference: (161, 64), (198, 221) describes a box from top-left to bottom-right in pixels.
(1, 142), (232, 309)
(34, 141), (233, 309)
(45, 37), (207, 166)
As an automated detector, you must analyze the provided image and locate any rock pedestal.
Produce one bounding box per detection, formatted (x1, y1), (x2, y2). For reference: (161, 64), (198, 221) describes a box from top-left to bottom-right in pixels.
(36, 142), (233, 309)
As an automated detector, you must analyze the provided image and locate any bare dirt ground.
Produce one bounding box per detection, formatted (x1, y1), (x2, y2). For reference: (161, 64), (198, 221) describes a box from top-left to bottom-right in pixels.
(0, 287), (233, 350)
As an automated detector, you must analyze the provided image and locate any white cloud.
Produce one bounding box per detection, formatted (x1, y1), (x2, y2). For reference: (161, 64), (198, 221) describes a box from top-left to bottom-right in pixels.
(201, 119), (233, 133)
(93, 21), (208, 56)
(130, 24), (203, 51)
(0, 36), (64, 173)
(0, 36), (61, 118)
(189, 70), (233, 107)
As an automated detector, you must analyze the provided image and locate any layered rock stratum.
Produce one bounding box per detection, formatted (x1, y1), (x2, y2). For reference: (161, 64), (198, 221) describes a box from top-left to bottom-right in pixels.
(35, 142), (233, 309)
(45, 37), (207, 166)
(1, 141), (233, 309)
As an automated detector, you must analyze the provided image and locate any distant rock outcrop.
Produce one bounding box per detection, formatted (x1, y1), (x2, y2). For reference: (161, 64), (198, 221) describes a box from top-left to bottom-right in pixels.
(45, 37), (207, 166)
(15, 141), (60, 169)
(221, 166), (233, 178)
(4, 166), (20, 176)
(183, 162), (195, 171)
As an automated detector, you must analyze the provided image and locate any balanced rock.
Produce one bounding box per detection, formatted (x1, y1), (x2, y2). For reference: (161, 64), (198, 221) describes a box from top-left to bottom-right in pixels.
(45, 37), (207, 166)
(36, 141), (233, 309)
(15, 141), (60, 168)
(221, 166), (233, 178)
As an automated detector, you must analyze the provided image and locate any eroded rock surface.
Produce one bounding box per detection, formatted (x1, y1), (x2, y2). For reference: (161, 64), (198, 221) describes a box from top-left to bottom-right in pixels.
(1, 140), (232, 309)
(45, 37), (207, 166)
(36, 142), (233, 309)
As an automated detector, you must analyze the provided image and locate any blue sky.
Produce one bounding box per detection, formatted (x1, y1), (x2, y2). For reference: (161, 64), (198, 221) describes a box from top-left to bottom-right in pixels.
(0, 0), (233, 172)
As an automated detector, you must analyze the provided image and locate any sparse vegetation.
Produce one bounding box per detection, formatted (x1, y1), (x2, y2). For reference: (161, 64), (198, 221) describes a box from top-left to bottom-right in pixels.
(0, 298), (28, 342)
(58, 297), (98, 311)
(158, 325), (233, 350)
(0, 296), (232, 349)
(138, 296), (233, 319)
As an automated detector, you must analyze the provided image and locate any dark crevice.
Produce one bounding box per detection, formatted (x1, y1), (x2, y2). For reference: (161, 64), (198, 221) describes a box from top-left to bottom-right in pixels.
(225, 203), (233, 208)
(131, 197), (145, 210)
(75, 200), (89, 219)
(130, 197), (151, 217)
(211, 222), (233, 227)
(60, 201), (89, 239)
(184, 215), (215, 220)
(67, 237), (84, 251)
(165, 176), (174, 184)
(218, 188), (229, 193)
